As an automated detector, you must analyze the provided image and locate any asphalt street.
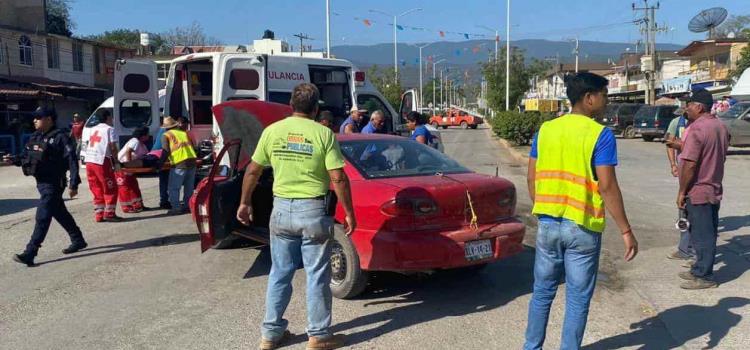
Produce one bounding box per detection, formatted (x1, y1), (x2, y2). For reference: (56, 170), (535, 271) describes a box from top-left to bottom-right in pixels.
(1, 126), (748, 349)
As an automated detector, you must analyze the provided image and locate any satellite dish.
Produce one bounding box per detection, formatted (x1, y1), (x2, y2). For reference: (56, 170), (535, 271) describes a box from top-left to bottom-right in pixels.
(688, 7), (728, 38)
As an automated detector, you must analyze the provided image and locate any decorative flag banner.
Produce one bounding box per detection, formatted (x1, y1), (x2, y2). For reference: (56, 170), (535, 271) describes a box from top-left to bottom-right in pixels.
(472, 46), (480, 53)
(400, 59), (407, 66)
(439, 31), (445, 37)
(363, 19), (372, 27)
(397, 25), (404, 31)
(464, 33), (470, 39)
(454, 49), (462, 56)
(341, 11), (491, 39)
(414, 57), (420, 64)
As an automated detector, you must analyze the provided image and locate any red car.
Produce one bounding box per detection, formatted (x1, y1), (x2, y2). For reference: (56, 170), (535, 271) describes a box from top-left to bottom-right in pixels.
(191, 100), (525, 299)
(429, 109), (484, 129)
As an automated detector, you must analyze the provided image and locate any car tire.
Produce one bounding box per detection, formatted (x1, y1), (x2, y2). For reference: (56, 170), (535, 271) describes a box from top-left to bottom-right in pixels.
(469, 125), (478, 129)
(643, 135), (655, 142)
(330, 225), (368, 299)
(431, 122), (439, 128)
(460, 121), (469, 129)
(442, 125), (448, 129)
(623, 125), (635, 139)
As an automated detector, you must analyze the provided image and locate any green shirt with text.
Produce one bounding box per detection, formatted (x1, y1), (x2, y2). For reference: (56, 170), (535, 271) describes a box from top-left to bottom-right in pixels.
(252, 116), (345, 198)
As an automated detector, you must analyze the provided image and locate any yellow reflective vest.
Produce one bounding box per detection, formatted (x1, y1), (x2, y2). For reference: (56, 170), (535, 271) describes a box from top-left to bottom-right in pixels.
(164, 129), (197, 166)
(532, 114), (606, 233)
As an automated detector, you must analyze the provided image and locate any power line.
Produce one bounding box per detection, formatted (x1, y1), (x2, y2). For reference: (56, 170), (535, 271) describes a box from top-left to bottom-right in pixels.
(292, 33), (314, 57)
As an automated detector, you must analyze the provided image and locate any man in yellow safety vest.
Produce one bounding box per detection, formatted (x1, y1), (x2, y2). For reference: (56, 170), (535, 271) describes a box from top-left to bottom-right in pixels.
(159, 116), (197, 215)
(524, 72), (639, 350)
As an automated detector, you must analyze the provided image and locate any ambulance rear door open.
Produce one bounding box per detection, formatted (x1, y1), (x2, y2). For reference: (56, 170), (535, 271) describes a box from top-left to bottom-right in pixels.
(113, 59), (160, 146)
(213, 55), (268, 149)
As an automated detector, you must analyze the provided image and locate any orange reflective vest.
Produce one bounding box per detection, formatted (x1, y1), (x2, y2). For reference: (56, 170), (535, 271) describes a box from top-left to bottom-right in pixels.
(532, 114), (606, 233)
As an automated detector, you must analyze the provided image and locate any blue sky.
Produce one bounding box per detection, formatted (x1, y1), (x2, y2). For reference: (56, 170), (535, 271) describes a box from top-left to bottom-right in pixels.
(71, 0), (749, 46)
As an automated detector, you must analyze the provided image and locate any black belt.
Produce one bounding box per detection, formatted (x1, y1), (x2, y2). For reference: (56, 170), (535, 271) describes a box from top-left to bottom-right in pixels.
(275, 195), (326, 201)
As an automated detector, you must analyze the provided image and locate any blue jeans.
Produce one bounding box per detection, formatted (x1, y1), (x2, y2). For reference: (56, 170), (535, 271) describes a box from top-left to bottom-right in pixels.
(524, 219), (602, 350)
(262, 197), (335, 340)
(168, 167), (196, 210)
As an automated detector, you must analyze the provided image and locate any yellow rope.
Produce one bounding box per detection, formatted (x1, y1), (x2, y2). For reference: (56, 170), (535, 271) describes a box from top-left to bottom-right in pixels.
(466, 190), (479, 230)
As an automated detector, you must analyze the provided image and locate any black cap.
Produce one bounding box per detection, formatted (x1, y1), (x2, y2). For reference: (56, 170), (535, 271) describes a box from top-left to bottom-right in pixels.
(31, 106), (57, 120)
(682, 88), (713, 107)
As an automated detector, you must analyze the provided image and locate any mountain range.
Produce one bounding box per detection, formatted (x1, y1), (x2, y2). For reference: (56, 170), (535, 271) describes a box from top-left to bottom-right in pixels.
(329, 39), (685, 88)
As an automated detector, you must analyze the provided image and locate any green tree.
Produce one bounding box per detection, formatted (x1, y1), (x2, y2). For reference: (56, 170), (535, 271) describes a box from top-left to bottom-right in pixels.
(46, 0), (74, 36)
(714, 15), (750, 39)
(367, 65), (404, 110)
(731, 44), (750, 79)
(481, 48), (548, 111)
(85, 22), (220, 55)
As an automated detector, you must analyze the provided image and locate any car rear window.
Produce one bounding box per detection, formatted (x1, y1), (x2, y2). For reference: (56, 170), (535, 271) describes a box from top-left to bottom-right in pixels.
(635, 106), (657, 120)
(340, 139), (470, 179)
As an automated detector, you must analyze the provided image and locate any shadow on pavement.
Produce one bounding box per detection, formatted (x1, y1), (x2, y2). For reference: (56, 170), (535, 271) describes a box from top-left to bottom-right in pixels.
(727, 149), (750, 156)
(718, 215), (750, 234)
(584, 297), (749, 350)
(0, 198), (38, 216)
(36, 233), (199, 265)
(713, 234), (750, 285)
(313, 247), (536, 347)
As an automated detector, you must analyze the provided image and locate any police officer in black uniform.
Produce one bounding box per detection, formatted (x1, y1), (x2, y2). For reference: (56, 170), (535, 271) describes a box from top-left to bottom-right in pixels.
(8, 107), (88, 266)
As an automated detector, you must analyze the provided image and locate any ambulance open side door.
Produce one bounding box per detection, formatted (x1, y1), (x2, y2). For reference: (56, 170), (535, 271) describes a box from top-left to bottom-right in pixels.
(113, 59), (160, 146)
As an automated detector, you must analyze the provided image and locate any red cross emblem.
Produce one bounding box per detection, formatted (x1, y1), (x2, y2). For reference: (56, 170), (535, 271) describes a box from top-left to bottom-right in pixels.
(89, 130), (102, 148)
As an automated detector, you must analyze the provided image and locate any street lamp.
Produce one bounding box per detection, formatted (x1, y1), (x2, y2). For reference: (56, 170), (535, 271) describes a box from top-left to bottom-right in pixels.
(432, 59), (446, 112)
(505, 0), (511, 111)
(325, 0), (331, 58)
(476, 25), (499, 61)
(369, 7), (423, 83)
(416, 42), (434, 110)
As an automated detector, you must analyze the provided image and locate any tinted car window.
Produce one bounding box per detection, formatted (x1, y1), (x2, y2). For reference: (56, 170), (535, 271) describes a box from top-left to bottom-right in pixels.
(635, 106), (657, 120)
(340, 139), (470, 179)
(719, 102), (750, 119)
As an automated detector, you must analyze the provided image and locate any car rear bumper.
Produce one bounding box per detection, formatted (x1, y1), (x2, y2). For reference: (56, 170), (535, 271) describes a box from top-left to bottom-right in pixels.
(635, 127), (664, 137)
(359, 218), (525, 271)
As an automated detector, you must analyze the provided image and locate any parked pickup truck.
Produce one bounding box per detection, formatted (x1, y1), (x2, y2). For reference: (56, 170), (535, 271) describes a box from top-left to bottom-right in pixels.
(602, 103), (642, 139)
(429, 109), (483, 129)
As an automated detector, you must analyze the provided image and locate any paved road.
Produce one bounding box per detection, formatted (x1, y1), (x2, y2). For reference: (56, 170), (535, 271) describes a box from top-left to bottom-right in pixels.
(1, 127), (748, 349)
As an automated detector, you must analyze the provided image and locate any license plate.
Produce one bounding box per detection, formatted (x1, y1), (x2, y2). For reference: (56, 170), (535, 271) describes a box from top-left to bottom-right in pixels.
(641, 122), (648, 126)
(464, 240), (493, 261)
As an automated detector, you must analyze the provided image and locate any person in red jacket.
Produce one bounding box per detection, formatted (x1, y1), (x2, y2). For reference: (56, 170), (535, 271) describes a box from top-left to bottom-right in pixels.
(70, 113), (84, 155)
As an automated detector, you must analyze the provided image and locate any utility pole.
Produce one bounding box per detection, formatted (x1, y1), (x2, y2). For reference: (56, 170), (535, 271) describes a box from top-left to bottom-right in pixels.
(417, 43), (434, 110)
(633, 0), (665, 105)
(440, 69), (444, 109)
(572, 37), (579, 73)
(293, 33), (313, 57)
(505, 0), (511, 111)
(433, 59), (446, 112)
(325, 0), (331, 58)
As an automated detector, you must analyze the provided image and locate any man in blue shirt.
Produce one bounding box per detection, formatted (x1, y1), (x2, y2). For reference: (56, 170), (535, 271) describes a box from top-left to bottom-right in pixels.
(339, 106), (365, 134)
(361, 110), (385, 134)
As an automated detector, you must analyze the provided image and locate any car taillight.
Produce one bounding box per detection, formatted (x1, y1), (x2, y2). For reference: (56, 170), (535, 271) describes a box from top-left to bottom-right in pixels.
(655, 120), (661, 128)
(380, 198), (438, 217)
(498, 187), (517, 218)
(355, 71), (366, 82)
(196, 204), (210, 234)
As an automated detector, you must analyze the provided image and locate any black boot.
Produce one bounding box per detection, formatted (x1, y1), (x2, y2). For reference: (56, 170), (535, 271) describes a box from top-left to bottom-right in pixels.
(62, 241), (88, 254)
(13, 253), (35, 267)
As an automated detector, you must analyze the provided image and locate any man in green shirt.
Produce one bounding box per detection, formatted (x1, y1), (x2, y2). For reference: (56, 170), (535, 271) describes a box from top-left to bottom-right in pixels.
(236, 83), (355, 350)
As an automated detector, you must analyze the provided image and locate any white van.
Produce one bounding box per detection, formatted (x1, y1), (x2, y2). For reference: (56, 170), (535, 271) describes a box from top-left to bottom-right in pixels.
(731, 67), (750, 101)
(106, 54), (417, 155)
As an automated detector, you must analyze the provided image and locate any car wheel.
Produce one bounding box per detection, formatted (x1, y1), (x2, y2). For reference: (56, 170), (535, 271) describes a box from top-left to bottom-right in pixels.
(460, 121), (469, 129)
(469, 125), (478, 129)
(330, 225), (368, 299)
(643, 136), (655, 142)
(442, 125), (448, 129)
(623, 125), (635, 139)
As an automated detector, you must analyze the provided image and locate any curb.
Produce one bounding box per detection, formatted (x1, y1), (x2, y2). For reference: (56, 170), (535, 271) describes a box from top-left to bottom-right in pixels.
(484, 128), (529, 166)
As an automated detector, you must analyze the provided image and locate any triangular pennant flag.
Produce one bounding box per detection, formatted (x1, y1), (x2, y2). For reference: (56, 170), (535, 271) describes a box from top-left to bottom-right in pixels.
(415, 57), (420, 64)
(363, 19), (371, 27)
(472, 46), (480, 53)
(400, 59), (407, 66)
(464, 33), (470, 39)
(496, 35), (500, 42)
(439, 31), (445, 37)
(397, 25), (404, 31)
(454, 49), (462, 56)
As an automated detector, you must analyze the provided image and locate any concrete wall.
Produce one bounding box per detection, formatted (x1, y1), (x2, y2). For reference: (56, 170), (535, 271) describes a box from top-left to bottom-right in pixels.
(0, 0), (45, 33)
(0, 28), (46, 78)
(43, 37), (95, 86)
(52, 99), (90, 129)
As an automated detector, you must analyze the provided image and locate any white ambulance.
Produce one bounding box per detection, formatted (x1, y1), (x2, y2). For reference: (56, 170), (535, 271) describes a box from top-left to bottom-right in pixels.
(106, 53), (432, 154)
